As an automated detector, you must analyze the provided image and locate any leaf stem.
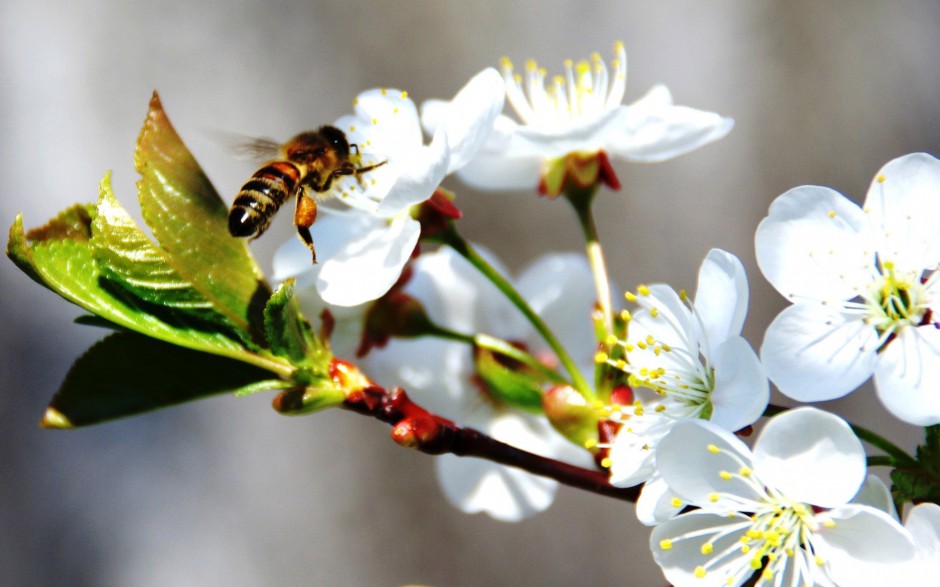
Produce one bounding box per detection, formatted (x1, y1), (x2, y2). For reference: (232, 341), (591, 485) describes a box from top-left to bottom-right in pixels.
(435, 224), (593, 400)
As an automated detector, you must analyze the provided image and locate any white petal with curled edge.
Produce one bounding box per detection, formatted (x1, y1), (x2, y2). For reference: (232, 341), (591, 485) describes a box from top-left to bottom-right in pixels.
(874, 326), (940, 426)
(864, 153), (940, 272)
(693, 249), (748, 357)
(753, 407), (865, 508)
(708, 336), (768, 432)
(607, 415), (670, 488)
(760, 303), (878, 401)
(604, 85), (734, 163)
(852, 475), (898, 519)
(655, 419), (760, 506)
(815, 505), (916, 587)
(635, 474), (683, 526)
(315, 213), (420, 307)
(755, 185), (873, 303)
(376, 126), (450, 216)
(434, 68), (505, 173)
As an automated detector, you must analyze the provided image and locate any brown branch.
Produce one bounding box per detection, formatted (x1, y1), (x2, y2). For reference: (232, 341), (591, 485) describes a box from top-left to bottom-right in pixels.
(342, 385), (639, 503)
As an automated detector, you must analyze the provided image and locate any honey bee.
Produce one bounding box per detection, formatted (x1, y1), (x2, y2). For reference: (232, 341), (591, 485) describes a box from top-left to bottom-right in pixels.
(228, 125), (387, 263)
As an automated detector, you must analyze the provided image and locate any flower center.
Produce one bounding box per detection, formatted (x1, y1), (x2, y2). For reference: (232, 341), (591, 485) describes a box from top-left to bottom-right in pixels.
(861, 260), (934, 348)
(658, 445), (830, 585)
(601, 287), (716, 419)
(500, 42), (627, 131)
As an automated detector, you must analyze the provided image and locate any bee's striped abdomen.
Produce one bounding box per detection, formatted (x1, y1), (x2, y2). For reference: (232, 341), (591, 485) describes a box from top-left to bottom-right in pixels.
(228, 161), (302, 238)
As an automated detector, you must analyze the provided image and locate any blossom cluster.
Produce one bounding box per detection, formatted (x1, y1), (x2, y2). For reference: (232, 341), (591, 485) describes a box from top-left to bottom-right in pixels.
(269, 44), (938, 585)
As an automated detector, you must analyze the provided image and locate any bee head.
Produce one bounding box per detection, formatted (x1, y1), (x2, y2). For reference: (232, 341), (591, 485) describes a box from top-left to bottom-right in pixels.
(317, 125), (350, 159)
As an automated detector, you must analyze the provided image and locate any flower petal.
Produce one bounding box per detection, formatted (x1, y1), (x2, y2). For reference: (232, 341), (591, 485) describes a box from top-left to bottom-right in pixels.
(816, 505), (915, 587)
(650, 510), (754, 587)
(693, 249), (749, 357)
(454, 149), (544, 191)
(434, 413), (559, 522)
(514, 253), (598, 363)
(755, 185), (874, 303)
(655, 419), (761, 506)
(435, 453), (556, 522)
(760, 303), (878, 401)
(873, 325), (940, 425)
(431, 67), (505, 174)
(376, 126), (450, 216)
(905, 502), (940, 571)
(603, 85), (734, 163)
(709, 336), (768, 432)
(349, 87), (422, 151)
(852, 475), (898, 520)
(315, 213), (420, 306)
(863, 153), (940, 272)
(635, 474), (684, 526)
(753, 407), (865, 508)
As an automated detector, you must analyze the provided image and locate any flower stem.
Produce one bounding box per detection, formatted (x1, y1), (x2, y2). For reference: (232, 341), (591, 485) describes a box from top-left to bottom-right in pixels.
(424, 324), (569, 385)
(564, 184), (613, 335)
(764, 404), (917, 467)
(436, 224), (594, 400)
(343, 385), (637, 502)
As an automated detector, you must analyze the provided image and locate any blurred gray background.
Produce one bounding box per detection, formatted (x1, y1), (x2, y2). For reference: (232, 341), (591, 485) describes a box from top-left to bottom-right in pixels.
(2, 1), (938, 585)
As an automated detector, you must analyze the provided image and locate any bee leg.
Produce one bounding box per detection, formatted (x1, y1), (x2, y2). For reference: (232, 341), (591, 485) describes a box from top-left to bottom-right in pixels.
(294, 193), (319, 264)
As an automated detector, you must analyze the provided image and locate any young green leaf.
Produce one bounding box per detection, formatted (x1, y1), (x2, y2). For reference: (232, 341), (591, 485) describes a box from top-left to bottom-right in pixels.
(263, 279), (323, 366)
(474, 347), (547, 412)
(135, 92), (270, 339)
(93, 172), (216, 311)
(43, 331), (290, 428)
(8, 210), (290, 375)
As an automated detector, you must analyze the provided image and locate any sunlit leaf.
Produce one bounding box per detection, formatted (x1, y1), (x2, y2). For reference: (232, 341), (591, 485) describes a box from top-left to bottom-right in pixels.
(135, 91), (269, 339)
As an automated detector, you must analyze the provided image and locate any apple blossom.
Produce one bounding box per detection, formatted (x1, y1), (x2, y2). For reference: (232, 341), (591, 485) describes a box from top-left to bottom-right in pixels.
(422, 42), (734, 195)
(756, 153), (940, 425)
(275, 68), (505, 307)
(650, 408), (915, 587)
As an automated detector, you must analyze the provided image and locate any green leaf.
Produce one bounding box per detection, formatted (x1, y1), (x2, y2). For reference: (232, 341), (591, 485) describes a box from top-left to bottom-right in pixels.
(135, 92), (269, 339)
(263, 279), (323, 366)
(8, 209), (288, 372)
(474, 347), (546, 412)
(92, 173), (217, 311)
(891, 425), (940, 505)
(42, 332), (289, 428)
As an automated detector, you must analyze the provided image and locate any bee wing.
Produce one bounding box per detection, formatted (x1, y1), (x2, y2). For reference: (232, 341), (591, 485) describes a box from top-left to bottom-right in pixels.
(201, 128), (282, 161)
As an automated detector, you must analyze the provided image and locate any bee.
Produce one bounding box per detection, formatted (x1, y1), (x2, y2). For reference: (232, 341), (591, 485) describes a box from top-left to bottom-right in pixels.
(228, 125), (387, 263)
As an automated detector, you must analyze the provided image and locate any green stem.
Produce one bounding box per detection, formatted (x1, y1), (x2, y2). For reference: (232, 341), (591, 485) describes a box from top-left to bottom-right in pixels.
(565, 184), (613, 335)
(436, 224), (594, 400)
(424, 324), (567, 385)
(764, 404), (917, 467)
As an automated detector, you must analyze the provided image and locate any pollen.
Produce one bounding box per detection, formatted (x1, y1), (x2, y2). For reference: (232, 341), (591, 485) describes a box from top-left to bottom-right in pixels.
(380, 88), (387, 95)
(594, 351), (609, 363)
(624, 291), (637, 302)
(600, 457), (612, 468)
(400, 91), (408, 99)
(719, 470), (733, 480)
(637, 284), (651, 296)
(670, 497), (682, 508)
(659, 539), (673, 550)
(583, 438), (598, 449)
(650, 307), (659, 318)
(694, 566), (707, 579)
(371, 118), (378, 125)
(707, 444), (720, 454)
(828, 210), (836, 219)
(701, 542), (714, 555)
(620, 309), (632, 322)
(708, 492), (720, 503)
(877, 174), (886, 183)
